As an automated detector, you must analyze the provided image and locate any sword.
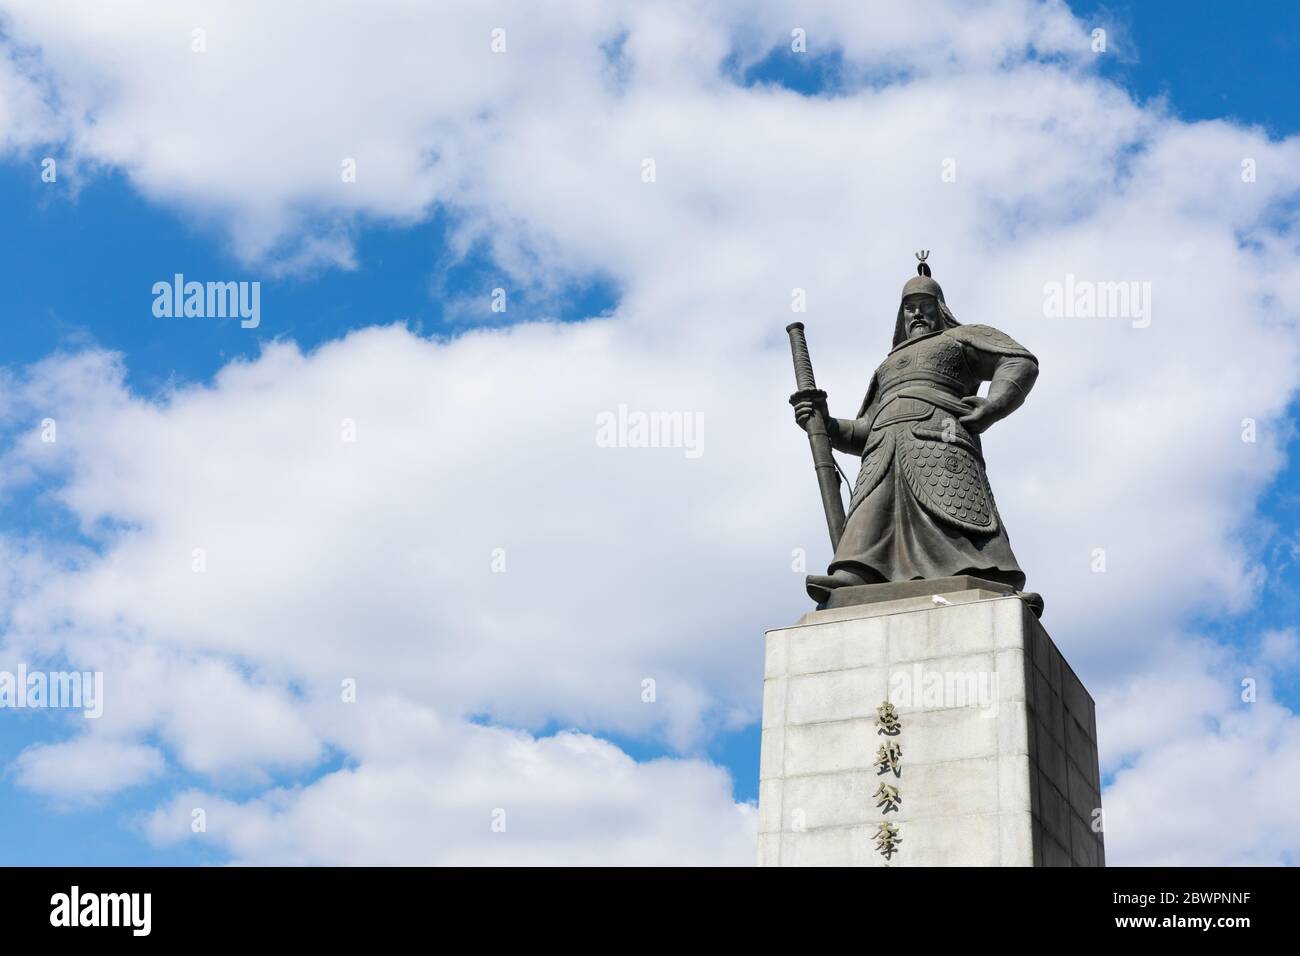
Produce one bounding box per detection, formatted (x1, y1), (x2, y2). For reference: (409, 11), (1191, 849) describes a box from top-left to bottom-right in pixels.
(786, 322), (846, 550)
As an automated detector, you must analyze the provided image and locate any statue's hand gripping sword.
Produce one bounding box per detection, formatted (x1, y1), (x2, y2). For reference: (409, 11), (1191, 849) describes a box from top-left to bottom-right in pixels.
(786, 322), (846, 550)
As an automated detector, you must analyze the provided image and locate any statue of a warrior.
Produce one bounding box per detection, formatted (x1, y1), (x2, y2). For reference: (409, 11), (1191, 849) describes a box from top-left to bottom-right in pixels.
(792, 254), (1042, 616)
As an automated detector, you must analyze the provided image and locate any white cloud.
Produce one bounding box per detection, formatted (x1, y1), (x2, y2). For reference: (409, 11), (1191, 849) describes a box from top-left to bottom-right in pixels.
(1098, 637), (1300, 865)
(1, 327), (784, 748)
(12, 736), (164, 802)
(0, 0), (1096, 268)
(143, 695), (757, 866)
(0, 0), (1299, 864)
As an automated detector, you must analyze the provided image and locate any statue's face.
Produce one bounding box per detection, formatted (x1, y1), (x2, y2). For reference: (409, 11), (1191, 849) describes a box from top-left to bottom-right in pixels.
(901, 293), (941, 340)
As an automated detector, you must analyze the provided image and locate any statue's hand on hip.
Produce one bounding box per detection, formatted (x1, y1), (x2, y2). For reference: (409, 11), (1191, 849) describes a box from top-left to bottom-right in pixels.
(958, 396), (996, 434)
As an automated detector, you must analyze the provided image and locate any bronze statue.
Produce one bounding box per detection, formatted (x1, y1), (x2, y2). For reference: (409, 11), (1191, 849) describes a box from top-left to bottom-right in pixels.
(789, 253), (1042, 616)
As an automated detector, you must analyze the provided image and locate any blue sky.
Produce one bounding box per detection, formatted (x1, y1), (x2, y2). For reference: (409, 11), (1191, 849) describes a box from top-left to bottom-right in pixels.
(1, 1), (1298, 865)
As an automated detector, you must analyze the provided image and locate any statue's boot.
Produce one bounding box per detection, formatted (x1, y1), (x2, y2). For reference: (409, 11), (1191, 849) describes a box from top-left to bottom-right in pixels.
(1017, 591), (1045, 619)
(806, 568), (868, 604)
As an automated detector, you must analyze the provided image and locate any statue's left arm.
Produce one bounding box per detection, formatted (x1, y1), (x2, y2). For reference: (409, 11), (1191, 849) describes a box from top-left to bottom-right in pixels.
(951, 325), (1039, 434)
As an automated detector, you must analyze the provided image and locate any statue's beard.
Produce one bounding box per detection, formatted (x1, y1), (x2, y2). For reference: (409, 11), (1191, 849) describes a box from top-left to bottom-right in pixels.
(906, 317), (934, 338)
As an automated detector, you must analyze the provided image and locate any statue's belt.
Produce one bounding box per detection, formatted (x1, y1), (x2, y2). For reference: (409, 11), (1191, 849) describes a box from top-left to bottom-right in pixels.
(871, 384), (973, 429)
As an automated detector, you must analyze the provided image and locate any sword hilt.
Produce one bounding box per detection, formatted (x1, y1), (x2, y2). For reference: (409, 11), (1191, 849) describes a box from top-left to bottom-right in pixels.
(786, 322), (817, 392)
(784, 321), (846, 551)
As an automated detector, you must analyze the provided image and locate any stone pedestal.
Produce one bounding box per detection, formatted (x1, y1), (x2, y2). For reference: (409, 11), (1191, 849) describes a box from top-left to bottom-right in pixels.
(757, 579), (1104, 866)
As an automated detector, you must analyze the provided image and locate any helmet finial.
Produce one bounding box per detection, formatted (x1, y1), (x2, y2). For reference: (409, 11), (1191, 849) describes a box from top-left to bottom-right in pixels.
(915, 250), (931, 278)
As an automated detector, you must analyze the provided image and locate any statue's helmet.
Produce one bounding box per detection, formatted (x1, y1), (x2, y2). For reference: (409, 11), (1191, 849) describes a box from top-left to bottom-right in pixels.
(892, 252), (961, 347)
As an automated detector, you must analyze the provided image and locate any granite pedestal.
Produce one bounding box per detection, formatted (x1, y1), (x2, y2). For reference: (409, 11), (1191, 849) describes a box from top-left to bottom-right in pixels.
(757, 578), (1104, 867)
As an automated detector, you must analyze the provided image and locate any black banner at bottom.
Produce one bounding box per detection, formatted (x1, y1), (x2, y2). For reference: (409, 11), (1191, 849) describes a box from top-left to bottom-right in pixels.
(0, 865), (1289, 942)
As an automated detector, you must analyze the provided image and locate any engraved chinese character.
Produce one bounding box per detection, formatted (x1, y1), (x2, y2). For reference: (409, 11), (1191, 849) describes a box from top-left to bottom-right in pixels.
(873, 782), (901, 812)
(874, 820), (902, 859)
(876, 700), (901, 736)
(875, 740), (902, 777)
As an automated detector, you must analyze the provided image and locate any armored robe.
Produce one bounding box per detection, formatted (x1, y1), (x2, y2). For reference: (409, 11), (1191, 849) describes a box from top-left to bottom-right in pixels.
(821, 320), (1038, 596)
